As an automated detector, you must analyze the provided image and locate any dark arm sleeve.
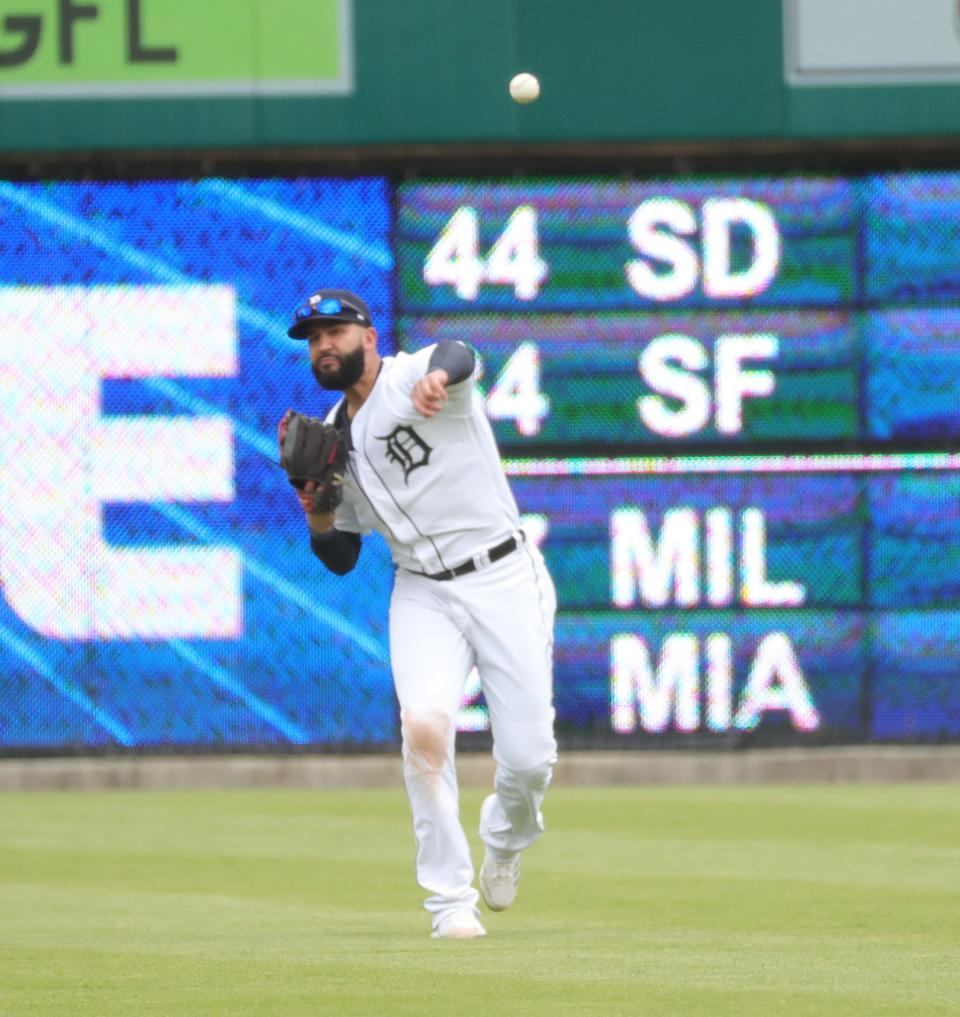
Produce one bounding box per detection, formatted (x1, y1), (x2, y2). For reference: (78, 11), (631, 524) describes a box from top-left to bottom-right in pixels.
(309, 528), (362, 575)
(428, 340), (476, 385)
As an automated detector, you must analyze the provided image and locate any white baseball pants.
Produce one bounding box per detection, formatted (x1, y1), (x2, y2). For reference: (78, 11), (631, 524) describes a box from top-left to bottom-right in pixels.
(388, 538), (557, 927)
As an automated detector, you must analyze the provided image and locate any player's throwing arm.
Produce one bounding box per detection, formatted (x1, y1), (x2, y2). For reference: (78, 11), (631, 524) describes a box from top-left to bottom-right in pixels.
(410, 369), (450, 417)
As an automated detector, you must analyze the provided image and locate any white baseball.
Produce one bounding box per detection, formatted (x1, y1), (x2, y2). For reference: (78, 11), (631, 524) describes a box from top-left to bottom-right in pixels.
(509, 72), (540, 104)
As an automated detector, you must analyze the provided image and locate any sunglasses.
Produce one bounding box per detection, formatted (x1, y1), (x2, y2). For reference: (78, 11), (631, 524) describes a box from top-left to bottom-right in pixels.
(293, 298), (366, 321)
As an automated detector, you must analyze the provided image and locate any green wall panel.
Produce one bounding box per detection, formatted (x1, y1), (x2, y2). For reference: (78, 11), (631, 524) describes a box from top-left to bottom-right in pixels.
(786, 83), (960, 139)
(257, 0), (519, 145)
(515, 0), (784, 141)
(1, 0), (959, 155)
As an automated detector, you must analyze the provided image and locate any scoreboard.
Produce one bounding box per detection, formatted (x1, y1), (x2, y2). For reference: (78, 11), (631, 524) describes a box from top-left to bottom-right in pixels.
(1, 171), (960, 750)
(397, 178), (960, 450)
(396, 176), (960, 743)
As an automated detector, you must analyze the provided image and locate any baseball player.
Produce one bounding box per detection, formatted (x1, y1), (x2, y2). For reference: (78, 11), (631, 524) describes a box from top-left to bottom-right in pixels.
(279, 289), (557, 940)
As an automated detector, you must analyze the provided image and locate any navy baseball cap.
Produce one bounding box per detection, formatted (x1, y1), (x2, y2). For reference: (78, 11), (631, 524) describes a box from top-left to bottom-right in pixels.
(287, 289), (373, 339)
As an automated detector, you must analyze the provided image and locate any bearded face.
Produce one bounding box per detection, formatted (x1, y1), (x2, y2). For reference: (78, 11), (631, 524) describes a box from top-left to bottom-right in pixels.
(309, 328), (367, 390)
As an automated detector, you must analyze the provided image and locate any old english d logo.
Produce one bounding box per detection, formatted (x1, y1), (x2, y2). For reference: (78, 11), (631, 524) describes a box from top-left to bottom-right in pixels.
(375, 426), (432, 483)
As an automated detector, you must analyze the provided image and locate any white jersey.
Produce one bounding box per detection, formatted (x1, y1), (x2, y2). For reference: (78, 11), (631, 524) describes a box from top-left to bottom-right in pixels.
(325, 347), (522, 575)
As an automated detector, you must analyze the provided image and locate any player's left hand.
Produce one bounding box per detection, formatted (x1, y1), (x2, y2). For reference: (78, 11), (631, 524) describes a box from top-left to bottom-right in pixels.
(411, 369), (449, 417)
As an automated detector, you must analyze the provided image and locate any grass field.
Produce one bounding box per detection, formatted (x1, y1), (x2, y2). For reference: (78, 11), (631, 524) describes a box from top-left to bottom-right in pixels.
(1, 782), (958, 1017)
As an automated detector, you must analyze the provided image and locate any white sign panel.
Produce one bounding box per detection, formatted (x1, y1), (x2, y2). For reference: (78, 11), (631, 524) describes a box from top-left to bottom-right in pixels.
(784, 0), (960, 85)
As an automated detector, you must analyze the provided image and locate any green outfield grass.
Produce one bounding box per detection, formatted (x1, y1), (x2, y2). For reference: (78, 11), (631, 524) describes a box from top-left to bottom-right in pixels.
(1, 781), (958, 1017)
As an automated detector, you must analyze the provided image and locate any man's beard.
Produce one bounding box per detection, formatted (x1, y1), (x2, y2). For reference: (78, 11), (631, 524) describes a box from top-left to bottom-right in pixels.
(311, 345), (365, 390)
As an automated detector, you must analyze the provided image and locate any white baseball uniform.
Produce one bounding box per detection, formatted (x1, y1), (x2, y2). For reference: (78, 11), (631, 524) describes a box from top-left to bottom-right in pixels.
(324, 346), (557, 926)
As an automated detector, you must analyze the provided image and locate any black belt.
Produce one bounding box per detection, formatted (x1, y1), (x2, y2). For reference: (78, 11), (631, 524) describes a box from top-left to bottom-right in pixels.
(423, 534), (523, 581)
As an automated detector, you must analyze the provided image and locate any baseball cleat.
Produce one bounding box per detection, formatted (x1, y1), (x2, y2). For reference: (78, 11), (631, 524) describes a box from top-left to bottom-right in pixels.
(479, 851), (521, 911)
(431, 910), (487, 940)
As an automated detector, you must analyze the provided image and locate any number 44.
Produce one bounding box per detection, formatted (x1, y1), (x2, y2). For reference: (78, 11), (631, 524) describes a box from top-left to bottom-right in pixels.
(424, 206), (549, 301)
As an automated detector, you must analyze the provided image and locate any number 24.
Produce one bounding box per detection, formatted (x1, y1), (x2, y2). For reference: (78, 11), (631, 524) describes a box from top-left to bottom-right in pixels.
(481, 342), (549, 437)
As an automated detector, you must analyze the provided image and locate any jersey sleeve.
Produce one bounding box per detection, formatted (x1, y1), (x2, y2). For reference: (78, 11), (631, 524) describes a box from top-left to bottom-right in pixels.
(428, 339), (475, 384)
(385, 345), (477, 421)
(309, 528), (362, 575)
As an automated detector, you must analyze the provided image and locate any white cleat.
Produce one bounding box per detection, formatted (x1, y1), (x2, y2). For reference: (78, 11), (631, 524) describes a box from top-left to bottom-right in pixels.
(431, 910), (487, 940)
(479, 851), (521, 912)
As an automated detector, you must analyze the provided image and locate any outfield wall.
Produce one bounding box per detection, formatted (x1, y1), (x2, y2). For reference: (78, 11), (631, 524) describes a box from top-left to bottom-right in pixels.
(2, 170), (960, 755)
(4, 0), (960, 154)
(2, 748), (960, 792)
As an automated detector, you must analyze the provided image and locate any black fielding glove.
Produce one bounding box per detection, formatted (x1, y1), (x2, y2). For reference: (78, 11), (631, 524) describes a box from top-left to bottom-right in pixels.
(280, 412), (348, 514)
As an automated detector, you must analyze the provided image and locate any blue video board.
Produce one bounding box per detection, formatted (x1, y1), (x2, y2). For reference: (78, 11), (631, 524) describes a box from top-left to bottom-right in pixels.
(2, 171), (960, 751)
(508, 466), (960, 741)
(0, 179), (397, 749)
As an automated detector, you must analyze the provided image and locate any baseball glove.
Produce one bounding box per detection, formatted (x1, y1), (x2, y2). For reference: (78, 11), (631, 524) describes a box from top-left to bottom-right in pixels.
(279, 412), (348, 514)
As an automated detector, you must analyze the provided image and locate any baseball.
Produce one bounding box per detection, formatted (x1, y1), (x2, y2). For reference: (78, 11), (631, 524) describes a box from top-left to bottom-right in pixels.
(509, 72), (540, 104)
